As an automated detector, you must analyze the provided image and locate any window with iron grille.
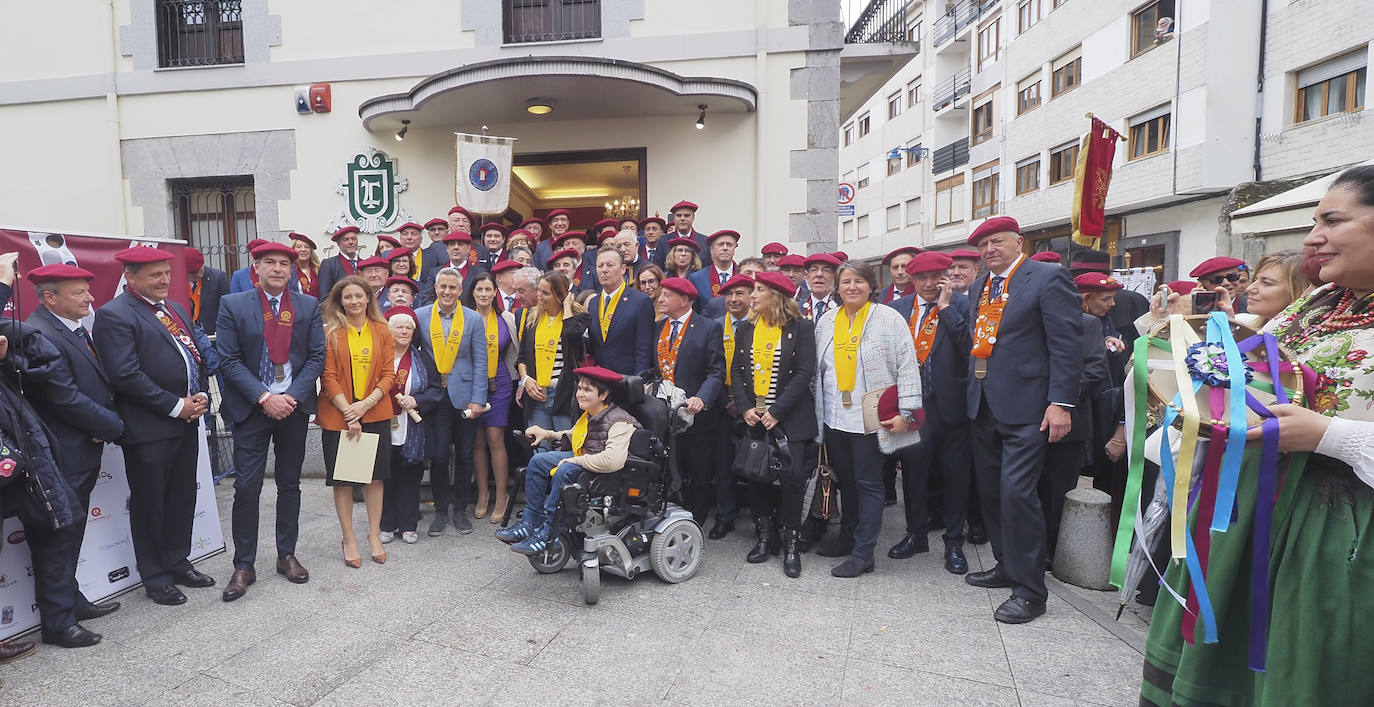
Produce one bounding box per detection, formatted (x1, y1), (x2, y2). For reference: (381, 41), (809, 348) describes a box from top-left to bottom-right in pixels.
(156, 0), (245, 68)
(503, 0), (601, 44)
(171, 177), (257, 274)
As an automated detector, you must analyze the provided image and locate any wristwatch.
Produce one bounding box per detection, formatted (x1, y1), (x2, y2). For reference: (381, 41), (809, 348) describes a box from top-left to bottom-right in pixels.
(899, 410), (918, 424)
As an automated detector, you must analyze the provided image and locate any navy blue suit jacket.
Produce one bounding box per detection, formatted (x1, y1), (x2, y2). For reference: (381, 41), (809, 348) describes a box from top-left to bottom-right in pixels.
(587, 286), (655, 376)
(317, 252), (361, 301)
(685, 264), (736, 312)
(889, 293), (971, 426)
(195, 266), (230, 335)
(25, 306), (124, 471)
(214, 288), (328, 424)
(964, 258), (1083, 425)
(655, 313), (726, 432)
(229, 265), (300, 295)
(93, 291), (217, 446)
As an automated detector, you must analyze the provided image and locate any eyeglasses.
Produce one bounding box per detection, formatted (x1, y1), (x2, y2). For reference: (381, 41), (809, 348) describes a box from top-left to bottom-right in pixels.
(639, 278), (659, 286)
(1202, 272), (1243, 285)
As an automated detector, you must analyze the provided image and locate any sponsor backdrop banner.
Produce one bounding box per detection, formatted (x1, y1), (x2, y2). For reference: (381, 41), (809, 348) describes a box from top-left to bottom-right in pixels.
(0, 227), (223, 641)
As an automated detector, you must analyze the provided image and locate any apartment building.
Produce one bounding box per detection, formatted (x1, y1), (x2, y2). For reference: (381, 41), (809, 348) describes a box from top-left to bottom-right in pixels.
(841, 0), (1373, 282)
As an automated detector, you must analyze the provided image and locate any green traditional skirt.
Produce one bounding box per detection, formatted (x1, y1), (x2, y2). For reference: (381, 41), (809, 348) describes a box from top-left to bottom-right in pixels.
(1141, 452), (1374, 706)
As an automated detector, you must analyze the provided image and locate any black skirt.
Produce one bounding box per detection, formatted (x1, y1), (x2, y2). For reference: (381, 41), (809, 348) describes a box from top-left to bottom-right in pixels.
(322, 420), (393, 486)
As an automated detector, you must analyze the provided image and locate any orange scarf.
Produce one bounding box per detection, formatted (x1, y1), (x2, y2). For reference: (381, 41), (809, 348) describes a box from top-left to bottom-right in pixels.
(656, 313), (692, 384)
(971, 258), (1026, 360)
(909, 302), (939, 364)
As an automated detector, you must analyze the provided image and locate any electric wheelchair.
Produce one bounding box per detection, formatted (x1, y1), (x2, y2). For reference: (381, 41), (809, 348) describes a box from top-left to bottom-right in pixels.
(498, 375), (704, 605)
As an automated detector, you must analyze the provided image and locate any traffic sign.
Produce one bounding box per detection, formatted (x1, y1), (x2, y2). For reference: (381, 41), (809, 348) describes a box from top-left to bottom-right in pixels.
(838, 205), (855, 217)
(838, 183), (855, 205)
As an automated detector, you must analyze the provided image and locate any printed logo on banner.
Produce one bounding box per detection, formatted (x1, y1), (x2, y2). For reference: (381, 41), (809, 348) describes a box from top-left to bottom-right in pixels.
(469, 159), (499, 192)
(107, 567), (129, 583)
(1, 606), (12, 625)
(90, 506), (105, 522)
(25, 565), (32, 577)
(6, 530), (24, 544)
(0, 575), (12, 589)
(99, 537), (130, 552)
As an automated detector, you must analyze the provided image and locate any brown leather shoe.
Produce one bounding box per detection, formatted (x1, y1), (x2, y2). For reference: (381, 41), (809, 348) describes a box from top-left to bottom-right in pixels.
(276, 554), (309, 584)
(221, 569), (256, 602)
(0, 640), (36, 663)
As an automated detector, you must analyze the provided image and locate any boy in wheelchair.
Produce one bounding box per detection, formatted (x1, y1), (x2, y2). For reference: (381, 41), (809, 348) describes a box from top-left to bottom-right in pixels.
(497, 366), (642, 555)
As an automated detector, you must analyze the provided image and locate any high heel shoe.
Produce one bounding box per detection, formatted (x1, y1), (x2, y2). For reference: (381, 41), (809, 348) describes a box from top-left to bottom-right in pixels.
(490, 494), (509, 524)
(473, 493), (490, 519)
(342, 540), (361, 569)
(368, 537), (387, 564)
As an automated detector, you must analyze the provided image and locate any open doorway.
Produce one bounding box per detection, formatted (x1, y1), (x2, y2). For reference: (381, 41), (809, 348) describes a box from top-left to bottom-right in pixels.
(510, 148), (648, 229)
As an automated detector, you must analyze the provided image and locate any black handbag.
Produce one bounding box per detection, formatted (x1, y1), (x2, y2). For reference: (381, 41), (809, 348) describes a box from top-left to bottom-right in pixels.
(732, 426), (790, 484)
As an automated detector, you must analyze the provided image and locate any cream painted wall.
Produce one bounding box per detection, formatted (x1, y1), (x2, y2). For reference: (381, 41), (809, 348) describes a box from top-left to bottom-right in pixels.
(0, 98), (125, 233)
(0, 6), (115, 82)
(269, 0), (473, 62)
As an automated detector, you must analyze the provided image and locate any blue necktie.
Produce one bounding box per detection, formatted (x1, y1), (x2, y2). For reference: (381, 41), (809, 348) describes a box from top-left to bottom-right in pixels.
(919, 302), (935, 395)
(990, 276), (1006, 300)
(670, 319), (682, 346)
(259, 297), (279, 387)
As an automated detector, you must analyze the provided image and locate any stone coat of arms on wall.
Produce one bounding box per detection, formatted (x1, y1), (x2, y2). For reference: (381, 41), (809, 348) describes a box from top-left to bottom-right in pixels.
(325, 147), (413, 234)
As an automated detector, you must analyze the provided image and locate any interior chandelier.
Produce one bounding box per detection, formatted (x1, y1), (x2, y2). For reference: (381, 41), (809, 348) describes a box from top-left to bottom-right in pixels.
(603, 195), (640, 220)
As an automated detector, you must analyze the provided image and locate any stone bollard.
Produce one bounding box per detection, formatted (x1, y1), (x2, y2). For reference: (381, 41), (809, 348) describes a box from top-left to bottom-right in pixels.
(1051, 487), (1114, 591)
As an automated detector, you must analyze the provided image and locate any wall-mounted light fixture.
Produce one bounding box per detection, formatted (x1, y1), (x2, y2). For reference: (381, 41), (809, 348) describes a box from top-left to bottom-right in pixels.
(695, 104), (707, 130)
(395, 120), (410, 142)
(526, 98), (554, 115)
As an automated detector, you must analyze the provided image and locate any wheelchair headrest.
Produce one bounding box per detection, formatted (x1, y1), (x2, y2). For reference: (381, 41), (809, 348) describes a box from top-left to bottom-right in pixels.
(620, 375), (646, 405)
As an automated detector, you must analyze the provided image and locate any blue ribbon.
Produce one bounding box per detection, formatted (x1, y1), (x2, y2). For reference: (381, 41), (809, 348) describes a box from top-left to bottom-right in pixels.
(1159, 380), (1218, 644)
(1209, 312), (1250, 534)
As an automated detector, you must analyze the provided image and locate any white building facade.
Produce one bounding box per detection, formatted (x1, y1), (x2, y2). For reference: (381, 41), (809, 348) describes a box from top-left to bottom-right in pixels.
(840, 0), (1373, 282)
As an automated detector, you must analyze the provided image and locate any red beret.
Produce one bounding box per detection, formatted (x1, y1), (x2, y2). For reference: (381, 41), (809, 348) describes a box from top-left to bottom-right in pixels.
(547, 248), (580, 268)
(251, 242), (296, 260)
(382, 247), (412, 263)
(384, 305), (419, 326)
(545, 208), (572, 221)
(831, 251), (850, 262)
(1075, 273), (1124, 293)
(1166, 280), (1198, 295)
(706, 229), (740, 245)
(597, 229), (619, 245)
(552, 231), (587, 250)
(640, 216), (667, 229)
(396, 222), (423, 233)
(375, 233), (402, 249)
(572, 365), (624, 385)
(245, 238), (269, 252)
(331, 227), (360, 241)
(479, 222), (508, 236)
(114, 247), (173, 265)
(804, 253), (841, 269)
(448, 206), (472, 217)
(28, 264), (95, 283)
(1189, 256), (1246, 278)
(442, 230), (473, 244)
(949, 248), (981, 260)
(287, 232), (316, 249)
(882, 246), (921, 265)
(660, 277), (698, 299)
(776, 254), (806, 268)
(754, 270), (797, 297)
(760, 242), (788, 256)
(905, 251), (954, 276)
(490, 259), (521, 274)
(590, 219), (616, 234)
(506, 229), (533, 241)
(384, 275), (419, 294)
(666, 236), (700, 253)
(1031, 251), (1062, 263)
(670, 201), (699, 213)
(423, 218), (448, 230)
(184, 248), (205, 271)
(719, 274), (754, 293)
(519, 216), (545, 228)
(877, 385), (923, 431)
(357, 256), (389, 271)
(967, 216), (1021, 245)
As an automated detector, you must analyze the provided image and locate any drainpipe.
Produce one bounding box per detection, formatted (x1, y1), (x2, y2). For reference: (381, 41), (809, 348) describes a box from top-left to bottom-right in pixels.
(755, 46), (768, 253)
(1253, 0), (1270, 183)
(105, 0), (130, 234)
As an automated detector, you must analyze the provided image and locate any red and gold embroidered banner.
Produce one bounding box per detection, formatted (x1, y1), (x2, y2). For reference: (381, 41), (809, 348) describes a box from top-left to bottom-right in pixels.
(1071, 116), (1122, 246)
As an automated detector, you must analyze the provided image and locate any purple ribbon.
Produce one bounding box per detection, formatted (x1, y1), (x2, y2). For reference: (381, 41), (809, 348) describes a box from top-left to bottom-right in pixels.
(1249, 415), (1279, 672)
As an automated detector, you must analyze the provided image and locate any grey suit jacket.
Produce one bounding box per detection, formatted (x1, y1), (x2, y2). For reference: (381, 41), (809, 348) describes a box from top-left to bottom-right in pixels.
(414, 304), (489, 409)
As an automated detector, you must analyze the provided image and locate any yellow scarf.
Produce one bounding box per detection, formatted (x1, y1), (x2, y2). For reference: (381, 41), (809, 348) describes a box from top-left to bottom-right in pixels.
(534, 312), (563, 387)
(598, 281), (626, 340)
(484, 309), (499, 379)
(554, 411), (592, 476)
(833, 301), (871, 398)
(347, 322), (373, 401)
(430, 305), (464, 374)
(751, 319), (783, 401)
(410, 248), (422, 281)
(722, 314), (738, 385)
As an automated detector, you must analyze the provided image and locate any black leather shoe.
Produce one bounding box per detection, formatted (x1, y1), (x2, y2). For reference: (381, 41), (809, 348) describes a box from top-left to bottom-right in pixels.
(75, 598), (120, 621)
(887, 533), (930, 559)
(746, 518), (773, 564)
(943, 543), (968, 574)
(965, 565), (1011, 588)
(816, 538), (853, 558)
(967, 523), (989, 545)
(830, 556), (875, 578)
(171, 568), (215, 588)
(781, 529), (801, 578)
(994, 595), (1046, 624)
(41, 624), (101, 648)
(708, 521), (735, 540)
(146, 585), (187, 606)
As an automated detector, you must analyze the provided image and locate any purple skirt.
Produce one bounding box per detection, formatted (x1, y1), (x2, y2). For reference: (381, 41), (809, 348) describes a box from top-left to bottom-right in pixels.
(479, 370), (514, 428)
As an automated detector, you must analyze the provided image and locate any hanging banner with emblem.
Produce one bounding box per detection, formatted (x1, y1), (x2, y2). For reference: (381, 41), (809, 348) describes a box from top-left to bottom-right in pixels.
(326, 147), (413, 235)
(455, 132), (517, 216)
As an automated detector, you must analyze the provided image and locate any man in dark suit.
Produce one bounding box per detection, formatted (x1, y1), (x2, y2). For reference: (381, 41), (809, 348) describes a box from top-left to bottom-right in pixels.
(655, 277), (726, 524)
(420, 230), (484, 289)
(961, 217), (1082, 624)
(668, 200), (709, 253)
(23, 265), (125, 647)
(641, 217), (669, 267)
(586, 248), (655, 376)
(686, 230), (740, 312)
(317, 226), (363, 299)
(186, 248), (230, 336)
(886, 252), (973, 574)
(93, 247), (219, 606)
(610, 231), (654, 283)
(214, 242), (327, 602)
(708, 273), (755, 538)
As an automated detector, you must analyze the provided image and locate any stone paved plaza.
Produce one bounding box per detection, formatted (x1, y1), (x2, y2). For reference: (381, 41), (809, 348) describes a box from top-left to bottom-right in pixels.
(0, 479), (1151, 706)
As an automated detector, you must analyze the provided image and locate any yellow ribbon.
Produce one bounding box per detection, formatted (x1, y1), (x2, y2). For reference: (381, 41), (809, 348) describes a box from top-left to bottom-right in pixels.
(430, 305), (464, 375)
(598, 281), (625, 340)
(534, 312), (562, 387)
(1168, 314), (1201, 558)
(751, 319), (782, 402)
(484, 309), (499, 379)
(347, 322), (372, 401)
(833, 301), (871, 396)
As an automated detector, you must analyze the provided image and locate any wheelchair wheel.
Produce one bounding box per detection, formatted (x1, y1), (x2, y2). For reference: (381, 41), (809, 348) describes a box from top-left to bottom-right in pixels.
(527, 532), (573, 574)
(650, 519), (703, 584)
(581, 560), (600, 605)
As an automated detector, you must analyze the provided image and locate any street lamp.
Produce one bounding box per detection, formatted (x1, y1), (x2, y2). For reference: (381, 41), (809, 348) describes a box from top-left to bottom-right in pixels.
(886, 145), (928, 169)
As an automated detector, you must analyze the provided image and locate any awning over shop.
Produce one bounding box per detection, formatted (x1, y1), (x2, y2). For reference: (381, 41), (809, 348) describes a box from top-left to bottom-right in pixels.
(1231, 160), (1374, 236)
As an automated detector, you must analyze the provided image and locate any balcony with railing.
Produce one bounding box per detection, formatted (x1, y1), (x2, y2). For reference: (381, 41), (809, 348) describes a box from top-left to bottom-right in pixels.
(932, 0), (1000, 48)
(930, 67), (972, 112)
(931, 139), (970, 174)
(846, 0), (914, 44)
(840, 0), (920, 123)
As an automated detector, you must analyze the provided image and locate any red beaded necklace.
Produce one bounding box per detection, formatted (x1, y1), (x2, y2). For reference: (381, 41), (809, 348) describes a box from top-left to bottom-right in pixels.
(1286, 288), (1374, 348)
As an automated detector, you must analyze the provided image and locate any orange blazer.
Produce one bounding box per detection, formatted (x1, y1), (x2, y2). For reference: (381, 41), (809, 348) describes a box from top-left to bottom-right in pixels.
(318, 322), (397, 431)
